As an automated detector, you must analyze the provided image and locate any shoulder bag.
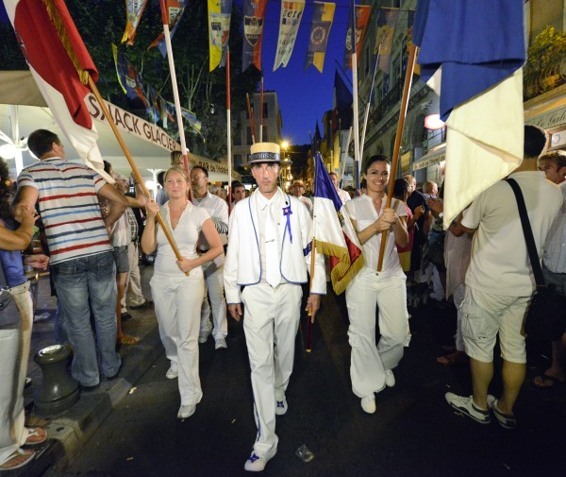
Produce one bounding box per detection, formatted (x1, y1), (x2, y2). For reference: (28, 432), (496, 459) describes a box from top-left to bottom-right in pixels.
(506, 178), (566, 342)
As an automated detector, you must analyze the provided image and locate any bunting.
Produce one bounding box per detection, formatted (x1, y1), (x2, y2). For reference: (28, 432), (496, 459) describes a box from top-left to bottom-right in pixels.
(344, 4), (372, 69)
(4, 0), (105, 174)
(273, 0), (305, 71)
(373, 7), (400, 74)
(413, 0), (525, 227)
(305, 1), (335, 73)
(148, 0), (188, 57)
(208, 0), (233, 71)
(313, 153), (364, 295)
(242, 0), (267, 72)
(112, 44), (150, 110)
(121, 0), (149, 46)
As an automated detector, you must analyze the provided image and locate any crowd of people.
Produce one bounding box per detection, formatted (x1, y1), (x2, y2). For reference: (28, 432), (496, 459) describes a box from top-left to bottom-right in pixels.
(1, 126), (565, 472)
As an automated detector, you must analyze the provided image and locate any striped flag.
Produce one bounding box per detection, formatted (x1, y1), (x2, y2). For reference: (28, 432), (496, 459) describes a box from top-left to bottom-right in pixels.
(344, 4), (372, 69)
(3, 0), (105, 174)
(313, 153), (364, 295)
(305, 1), (335, 73)
(208, 0), (233, 71)
(242, 0), (267, 72)
(121, 0), (149, 46)
(413, 0), (525, 227)
(148, 0), (188, 57)
(273, 0), (305, 71)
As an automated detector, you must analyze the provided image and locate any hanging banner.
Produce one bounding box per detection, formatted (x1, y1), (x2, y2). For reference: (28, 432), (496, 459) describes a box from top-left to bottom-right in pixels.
(242, 0), (267, 72)
(344, 4), (372, 69)
(305, 1), (335, 73)
(208, 0), (233, 71)
(121, 0), (149, 46)
(373, 7), (400, 74)
(112, 44), (150, 110)
(273, 0), (305, 71)
(148, 0), (188, 57)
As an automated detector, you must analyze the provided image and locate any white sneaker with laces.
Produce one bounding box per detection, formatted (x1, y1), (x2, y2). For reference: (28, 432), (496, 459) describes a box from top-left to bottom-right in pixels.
(445, 393), (490, 424)
(487, 395), (517, 429)
(361, 395), (376, 414)
(244, 447), (276, 472)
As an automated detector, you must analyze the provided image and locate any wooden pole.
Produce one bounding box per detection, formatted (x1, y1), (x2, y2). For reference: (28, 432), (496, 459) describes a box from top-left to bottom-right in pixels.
(376, 44), (418, 272)
(87, 76), (185, 267)
(226, 46), (232, 210)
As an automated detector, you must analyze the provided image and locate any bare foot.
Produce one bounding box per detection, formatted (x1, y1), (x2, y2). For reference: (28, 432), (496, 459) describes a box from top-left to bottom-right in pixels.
(0, 448), (35, 471)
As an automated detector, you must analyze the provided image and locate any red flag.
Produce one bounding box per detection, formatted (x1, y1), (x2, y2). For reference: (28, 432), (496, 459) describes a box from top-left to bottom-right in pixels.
(344, 5), (372, 69)
(4, 0), (105, 172)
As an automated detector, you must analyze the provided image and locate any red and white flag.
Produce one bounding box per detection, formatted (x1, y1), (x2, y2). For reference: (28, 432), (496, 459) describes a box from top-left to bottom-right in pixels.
(4, 0), (105, 174)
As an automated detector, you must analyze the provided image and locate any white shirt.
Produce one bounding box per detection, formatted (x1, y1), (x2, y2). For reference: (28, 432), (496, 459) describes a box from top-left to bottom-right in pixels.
(462, 171), (562, 296)
(543, 181), (566, 273)
(336, 188), (351, 204)
(192, 191), (229, 248)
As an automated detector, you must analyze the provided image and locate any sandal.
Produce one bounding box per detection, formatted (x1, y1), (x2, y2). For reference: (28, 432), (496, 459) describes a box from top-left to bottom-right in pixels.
(25, 427), (47, 446)
(0, 448), (35, 471)
(118, 334), (140, 345)
(533, 374), (565, 389)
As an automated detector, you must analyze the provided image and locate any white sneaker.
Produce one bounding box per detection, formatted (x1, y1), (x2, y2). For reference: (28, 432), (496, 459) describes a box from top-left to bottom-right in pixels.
(385, 369), (396, 387)
(445, 393), (490, 424)
(166, 367), (178, 379)
(198, 332), (210, 344)
(215, 337), (227, 350)
(361, 395), (376, 414)
(177, 404), (196, 420)
(275, 396), (288, 416)
(487, 395), (517, 429)
(244, 448), (276, 472)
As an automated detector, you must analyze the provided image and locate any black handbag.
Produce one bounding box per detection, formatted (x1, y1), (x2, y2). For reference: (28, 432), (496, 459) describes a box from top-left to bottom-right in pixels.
(506, 178), (566, 342)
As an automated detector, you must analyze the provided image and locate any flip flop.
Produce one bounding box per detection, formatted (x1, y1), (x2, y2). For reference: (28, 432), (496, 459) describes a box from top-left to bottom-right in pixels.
(118, 334), (140, 345)
(25, 427), (47, 446)
(0, 448), (35, 471)
(533, 374), (565, 389)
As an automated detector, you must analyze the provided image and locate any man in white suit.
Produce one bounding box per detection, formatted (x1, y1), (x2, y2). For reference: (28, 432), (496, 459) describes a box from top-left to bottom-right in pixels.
(225, 142), (326, 472)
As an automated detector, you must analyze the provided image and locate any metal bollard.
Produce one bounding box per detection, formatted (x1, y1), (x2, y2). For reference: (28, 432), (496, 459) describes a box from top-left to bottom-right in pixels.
(34, 344), (79, 416)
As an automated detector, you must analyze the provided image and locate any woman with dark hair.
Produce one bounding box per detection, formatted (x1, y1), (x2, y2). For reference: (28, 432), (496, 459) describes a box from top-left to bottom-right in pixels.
(393, 178), (424, 272)
(344, 155), (410, 414)
(0, 158), (49, 471)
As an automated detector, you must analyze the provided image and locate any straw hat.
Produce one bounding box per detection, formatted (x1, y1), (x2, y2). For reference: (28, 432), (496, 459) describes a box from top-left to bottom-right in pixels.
(247, 142), (281, 165)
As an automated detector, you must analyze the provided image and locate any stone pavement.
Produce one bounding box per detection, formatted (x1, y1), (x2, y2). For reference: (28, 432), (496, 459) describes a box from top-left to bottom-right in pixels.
(13, 265), (161, 477)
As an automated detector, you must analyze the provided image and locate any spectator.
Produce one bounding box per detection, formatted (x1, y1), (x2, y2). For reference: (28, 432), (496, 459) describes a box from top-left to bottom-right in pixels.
(13, 129), (141, 389)
(533, 150), (566, 388)
(445, 125), (562, 429)
(329, 172), (351, 204)
(290, 180), (313, 214)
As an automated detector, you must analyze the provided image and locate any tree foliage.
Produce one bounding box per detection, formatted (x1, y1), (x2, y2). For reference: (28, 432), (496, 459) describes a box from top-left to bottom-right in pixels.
(1, 0), (261, 158)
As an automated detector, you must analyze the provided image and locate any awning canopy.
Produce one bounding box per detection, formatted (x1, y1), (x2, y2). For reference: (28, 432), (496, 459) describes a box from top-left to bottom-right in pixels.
(413, 145), (446, 171)
(0, 71), (237, 183)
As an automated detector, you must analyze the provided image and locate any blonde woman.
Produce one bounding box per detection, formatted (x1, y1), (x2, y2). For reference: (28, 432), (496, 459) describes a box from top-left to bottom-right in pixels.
(141, 167), (223, 419)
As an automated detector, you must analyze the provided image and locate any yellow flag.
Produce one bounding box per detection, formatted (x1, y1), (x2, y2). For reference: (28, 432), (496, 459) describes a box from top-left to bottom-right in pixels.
(208, 0), (232, 71)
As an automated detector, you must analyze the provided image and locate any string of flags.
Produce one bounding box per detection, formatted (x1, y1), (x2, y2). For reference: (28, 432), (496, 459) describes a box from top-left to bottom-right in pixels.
(120, 1), (406, 75)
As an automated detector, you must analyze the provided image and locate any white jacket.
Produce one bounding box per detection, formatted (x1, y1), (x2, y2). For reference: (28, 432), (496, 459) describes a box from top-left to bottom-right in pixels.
(224, 188), (326, 304)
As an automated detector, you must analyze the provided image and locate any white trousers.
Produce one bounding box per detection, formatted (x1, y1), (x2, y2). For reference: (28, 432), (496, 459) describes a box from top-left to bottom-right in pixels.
(346, 267), (409, 398)
(241, 282), (302, 455)
(122, 242), (145, 312)
(199, 262), (227, 340)
(453, 283), (466, 352)
(0, 282), (32, 465)
(150, 270), (205, 405)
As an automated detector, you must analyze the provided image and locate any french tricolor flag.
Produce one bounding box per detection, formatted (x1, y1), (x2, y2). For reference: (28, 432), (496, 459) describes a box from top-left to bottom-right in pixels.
(4, 0), (105, 173)
(312, 153), (364, 295)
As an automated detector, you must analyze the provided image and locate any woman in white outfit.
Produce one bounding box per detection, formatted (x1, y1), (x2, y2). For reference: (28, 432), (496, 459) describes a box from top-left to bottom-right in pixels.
(345, 155), (409, 414)
(141, 166), (223, 419)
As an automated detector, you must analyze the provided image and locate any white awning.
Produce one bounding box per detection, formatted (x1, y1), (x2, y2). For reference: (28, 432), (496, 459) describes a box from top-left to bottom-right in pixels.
(413, 145), (446, 171)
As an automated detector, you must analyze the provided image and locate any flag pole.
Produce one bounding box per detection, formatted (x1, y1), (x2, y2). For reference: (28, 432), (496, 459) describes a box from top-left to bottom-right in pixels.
(87, 76), (186, 269)
(246, 93), (256, 144)
(226, 45), (232, 210)
(259, 76), (264, 142)
(306, 153), (319, 352)
(159, 0), (190, 175)
(350, 0), (362, 189)
(360, 48), (381, 159)
(376, 43), (418, 272)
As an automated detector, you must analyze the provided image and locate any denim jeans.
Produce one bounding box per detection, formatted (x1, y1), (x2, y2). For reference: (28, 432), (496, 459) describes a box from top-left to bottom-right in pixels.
(51, 251), (121, 387)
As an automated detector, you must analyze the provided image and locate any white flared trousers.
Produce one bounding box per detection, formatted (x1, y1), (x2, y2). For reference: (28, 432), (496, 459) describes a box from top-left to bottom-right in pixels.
(241, 282), (302, 455)
(346, 267), (409, 398)
(151, 270), (205, 405)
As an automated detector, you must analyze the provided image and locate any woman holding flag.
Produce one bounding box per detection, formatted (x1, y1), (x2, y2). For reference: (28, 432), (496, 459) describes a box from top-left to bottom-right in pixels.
(344, 155), (410, 414)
